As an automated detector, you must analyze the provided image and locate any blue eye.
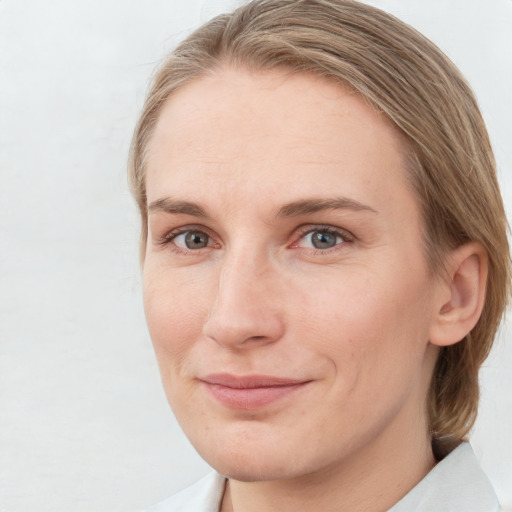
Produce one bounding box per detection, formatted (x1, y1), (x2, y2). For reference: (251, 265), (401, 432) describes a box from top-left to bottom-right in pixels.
(310, 231), (339, 249)
(297, 229), (345, 249)
(173, 230), (210, 249)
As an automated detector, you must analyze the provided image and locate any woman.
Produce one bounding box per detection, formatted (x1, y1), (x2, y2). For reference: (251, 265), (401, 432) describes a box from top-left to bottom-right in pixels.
(129, 1), (510, 510)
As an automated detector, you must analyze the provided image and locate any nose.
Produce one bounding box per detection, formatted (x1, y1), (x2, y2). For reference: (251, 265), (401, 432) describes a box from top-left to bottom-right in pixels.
(202, 251), (285, 349)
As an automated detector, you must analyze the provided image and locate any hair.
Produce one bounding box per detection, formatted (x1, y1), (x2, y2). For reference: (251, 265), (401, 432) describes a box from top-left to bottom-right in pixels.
(129, 0), (510, 450)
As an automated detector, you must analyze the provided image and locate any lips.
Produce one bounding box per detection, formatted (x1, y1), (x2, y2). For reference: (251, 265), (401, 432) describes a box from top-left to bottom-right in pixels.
(200, 374), (311, 409)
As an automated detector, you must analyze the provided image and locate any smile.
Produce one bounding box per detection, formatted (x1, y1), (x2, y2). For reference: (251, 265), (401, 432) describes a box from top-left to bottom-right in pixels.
(200, 374), (311, 409)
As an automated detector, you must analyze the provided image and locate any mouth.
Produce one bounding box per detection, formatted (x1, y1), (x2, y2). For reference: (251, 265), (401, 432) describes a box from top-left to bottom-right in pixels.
(199, 373), (312, 409)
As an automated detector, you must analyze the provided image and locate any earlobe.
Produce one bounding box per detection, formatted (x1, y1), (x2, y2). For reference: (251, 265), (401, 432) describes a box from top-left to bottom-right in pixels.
(429, 242), (488, 347)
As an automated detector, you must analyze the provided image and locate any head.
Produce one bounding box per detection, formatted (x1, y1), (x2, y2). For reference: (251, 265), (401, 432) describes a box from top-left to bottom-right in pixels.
(130, 0), (510, 465)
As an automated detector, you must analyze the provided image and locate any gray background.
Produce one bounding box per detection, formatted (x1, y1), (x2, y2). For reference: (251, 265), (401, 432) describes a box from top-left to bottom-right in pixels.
(1, 0), (511, 510)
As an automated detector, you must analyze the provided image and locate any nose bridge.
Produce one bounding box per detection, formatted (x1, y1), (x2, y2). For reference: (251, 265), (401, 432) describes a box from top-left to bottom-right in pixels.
(203, 243), (284, 348)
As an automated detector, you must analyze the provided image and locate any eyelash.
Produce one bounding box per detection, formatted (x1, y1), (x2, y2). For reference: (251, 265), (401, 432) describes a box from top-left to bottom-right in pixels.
(292, 225), (355, 252)
(157, 224), (355, 255)
(157, 225), (218, 254)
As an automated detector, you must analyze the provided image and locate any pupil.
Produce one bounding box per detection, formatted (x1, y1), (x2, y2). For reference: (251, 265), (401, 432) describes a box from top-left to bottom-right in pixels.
(185, 231), (208, 249)
(312, 231), (336, 249)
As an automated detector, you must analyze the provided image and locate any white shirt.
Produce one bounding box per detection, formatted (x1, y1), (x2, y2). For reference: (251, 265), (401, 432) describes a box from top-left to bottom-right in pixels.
(145, 442), (500, 511)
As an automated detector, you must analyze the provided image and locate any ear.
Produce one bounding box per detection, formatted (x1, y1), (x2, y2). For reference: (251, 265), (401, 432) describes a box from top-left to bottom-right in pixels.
(429, 242), (488, 347)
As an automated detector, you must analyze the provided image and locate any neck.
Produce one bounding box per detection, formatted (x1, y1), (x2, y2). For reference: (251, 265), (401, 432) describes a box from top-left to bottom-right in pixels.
(221, 411), (435, 512)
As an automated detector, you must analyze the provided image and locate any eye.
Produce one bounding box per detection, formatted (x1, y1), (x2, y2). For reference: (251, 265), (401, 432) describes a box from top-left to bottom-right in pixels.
(172, 230), (211, 250)
(295, 227), (349, 250)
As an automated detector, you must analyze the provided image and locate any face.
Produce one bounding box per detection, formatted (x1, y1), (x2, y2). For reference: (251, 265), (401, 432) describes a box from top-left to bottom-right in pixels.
(143, 68), (441, 482)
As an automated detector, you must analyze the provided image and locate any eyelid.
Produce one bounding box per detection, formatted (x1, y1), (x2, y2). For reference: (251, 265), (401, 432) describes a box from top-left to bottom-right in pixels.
(290, 224), (356, 249)
(157, 224), (220, 251)
(154, 223), (355, 253)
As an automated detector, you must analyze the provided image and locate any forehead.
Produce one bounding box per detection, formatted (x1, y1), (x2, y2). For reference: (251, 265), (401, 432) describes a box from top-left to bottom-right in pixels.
(149, 68), (403, 156)
(145, 67), (416, 219)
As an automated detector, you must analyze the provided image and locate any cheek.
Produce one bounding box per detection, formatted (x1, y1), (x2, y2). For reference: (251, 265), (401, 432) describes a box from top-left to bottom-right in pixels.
(143, 265), (210, 368)
(294, 264), (433, 380)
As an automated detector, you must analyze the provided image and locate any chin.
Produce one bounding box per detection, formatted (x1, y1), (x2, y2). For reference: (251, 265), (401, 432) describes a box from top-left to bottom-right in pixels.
(195, 433), (291, 480)
(206, 451), (304, 482)
(188, 424), (331, 483)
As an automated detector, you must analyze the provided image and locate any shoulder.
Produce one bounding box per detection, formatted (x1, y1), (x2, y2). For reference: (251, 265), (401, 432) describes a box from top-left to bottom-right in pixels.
(389, 442), (500, 511)
(143, 472), (226, 512)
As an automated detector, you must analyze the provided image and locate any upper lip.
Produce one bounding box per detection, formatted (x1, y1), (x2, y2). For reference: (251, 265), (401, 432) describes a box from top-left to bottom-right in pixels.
(200, 373), (310, 389)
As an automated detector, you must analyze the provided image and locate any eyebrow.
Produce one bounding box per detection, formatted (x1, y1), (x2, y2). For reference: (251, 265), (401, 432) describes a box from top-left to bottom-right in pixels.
(276, 197), (378, 217)
(148, 197), (210, 218)
(147, 196), (377, 219)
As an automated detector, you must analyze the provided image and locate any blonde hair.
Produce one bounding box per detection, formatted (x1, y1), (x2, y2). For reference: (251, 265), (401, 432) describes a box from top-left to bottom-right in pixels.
(129, 0), (510, 447)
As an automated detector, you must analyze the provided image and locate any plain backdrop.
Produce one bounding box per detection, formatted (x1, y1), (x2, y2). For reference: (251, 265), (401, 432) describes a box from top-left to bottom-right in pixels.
(0, 1), (511, 510)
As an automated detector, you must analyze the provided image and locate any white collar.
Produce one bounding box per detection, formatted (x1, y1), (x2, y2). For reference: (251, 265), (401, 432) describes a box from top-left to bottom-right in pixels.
(389, 442), (499, 511)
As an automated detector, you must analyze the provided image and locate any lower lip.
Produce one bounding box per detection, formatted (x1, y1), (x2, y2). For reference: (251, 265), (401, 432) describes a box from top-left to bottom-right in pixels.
(203, 382), (309, 409)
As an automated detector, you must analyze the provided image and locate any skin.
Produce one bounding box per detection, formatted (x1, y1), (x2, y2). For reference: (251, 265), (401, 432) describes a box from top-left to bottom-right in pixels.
(142, 68), (486, 512)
